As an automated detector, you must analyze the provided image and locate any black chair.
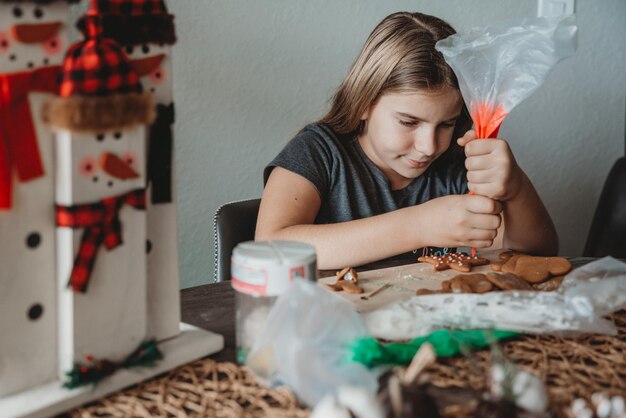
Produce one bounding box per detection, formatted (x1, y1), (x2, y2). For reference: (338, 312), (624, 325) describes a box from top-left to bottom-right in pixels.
(213, 198), (261, 282)
(583, 157), (626, 258)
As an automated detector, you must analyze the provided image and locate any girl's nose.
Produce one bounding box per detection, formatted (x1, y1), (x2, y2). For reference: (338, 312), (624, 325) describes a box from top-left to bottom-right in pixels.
(413, 127), (437, 157)
(99, 152), (139, 180)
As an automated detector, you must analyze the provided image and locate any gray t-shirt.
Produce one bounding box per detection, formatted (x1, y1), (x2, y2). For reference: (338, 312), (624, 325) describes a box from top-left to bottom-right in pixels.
(264, 123), (469, 260)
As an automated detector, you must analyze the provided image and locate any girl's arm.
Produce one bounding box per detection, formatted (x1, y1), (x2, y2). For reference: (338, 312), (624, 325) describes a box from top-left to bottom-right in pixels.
(256, 166), (502, 269)
(500, 171), (558, 255)
(460, 131), (558, 256)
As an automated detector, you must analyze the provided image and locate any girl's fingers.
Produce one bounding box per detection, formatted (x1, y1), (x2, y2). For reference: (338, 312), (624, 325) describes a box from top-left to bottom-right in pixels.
(466, 195), (502, 215)
(456, 129), (477, 147)
(466, 169), (493, 185)
(464, 155), (492, 171)
(464, 138), (497, 156)
(467, 239), (495, 248)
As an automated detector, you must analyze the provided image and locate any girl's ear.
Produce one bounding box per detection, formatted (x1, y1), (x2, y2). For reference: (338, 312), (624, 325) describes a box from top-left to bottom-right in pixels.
(360, 107), (370, 121)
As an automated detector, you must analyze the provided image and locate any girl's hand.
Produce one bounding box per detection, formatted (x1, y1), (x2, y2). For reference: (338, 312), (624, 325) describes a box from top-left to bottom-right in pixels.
(419, 194), (502, 249)
(458, 130), (524, 202)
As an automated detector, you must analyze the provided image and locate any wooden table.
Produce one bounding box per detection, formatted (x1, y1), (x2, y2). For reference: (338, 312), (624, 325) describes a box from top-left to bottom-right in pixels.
(181, 257), (598, 363)
(68, 256), (623, 417)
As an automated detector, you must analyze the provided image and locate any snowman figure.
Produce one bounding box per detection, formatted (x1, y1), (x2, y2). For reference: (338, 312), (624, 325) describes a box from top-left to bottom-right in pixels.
(43, 32), (155, 373)
(0, 0), (76, 398)
(78, 0), (181, 342)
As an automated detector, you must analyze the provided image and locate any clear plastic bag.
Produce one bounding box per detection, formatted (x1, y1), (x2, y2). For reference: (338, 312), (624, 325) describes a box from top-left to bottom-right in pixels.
(363, 257), (626, 341)
(246, 279), (380, 407)
(435, 15), (577, 138)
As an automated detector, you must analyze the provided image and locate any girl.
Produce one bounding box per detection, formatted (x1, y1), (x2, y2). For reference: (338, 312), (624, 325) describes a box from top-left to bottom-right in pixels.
(256, 11), (558, 269)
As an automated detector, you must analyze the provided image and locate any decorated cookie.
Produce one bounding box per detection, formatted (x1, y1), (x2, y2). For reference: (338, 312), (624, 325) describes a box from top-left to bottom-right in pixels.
(418, 252), (489, 272)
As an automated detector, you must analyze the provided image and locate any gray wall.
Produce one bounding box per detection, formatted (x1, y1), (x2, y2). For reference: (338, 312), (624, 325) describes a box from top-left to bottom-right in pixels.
(165, 1), (625, 288)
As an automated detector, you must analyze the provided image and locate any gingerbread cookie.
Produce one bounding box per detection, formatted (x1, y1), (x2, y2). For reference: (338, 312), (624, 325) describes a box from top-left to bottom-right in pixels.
(324, 267), (364, 294)
(532, 275), (564, 291)
(415, 288), (439, 296)
(501, 255), (572, 283)
(485, 272), (533, 291)
(418, 252), (489, 272)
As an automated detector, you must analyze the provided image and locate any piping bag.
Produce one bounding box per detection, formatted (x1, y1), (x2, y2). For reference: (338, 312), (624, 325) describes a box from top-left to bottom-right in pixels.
(435, 15), (577, 255)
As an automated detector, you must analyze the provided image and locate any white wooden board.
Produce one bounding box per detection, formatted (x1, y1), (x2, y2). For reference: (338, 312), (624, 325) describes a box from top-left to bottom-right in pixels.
(0, 1), (72, 396)
(0, 323), (224, 418)
(55, 128), (149, 374)
(0, 95), (57, 397)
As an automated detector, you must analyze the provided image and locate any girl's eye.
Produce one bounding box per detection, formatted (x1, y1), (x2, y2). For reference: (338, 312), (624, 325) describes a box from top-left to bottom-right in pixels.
(80, 157), (97, 177)
(0, 32), (10, 53)
(439, 121), (457, 129)
(399, 120), (417, 127)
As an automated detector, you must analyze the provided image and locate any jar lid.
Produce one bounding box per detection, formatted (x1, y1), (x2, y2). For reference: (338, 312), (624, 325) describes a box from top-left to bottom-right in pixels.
(231, 241), (317, 296)
(232, 240), (317, 266)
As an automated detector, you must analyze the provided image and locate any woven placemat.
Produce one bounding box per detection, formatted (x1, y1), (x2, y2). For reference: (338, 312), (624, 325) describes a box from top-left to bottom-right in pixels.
(69, 311), (625, 418)
(429, 310), (626, 418)
(67, 360), (309, 418)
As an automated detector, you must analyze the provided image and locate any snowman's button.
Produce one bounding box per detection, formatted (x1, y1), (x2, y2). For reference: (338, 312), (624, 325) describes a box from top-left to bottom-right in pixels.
(26, 232), (41, 249)
(28, 304), (43, 320)
(146, 240), (153, 254)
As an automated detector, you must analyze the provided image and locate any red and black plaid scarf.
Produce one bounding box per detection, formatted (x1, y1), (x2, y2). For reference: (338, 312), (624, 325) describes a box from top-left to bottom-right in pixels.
(0, 66), (60, 209)
(56, 188), (146, 293)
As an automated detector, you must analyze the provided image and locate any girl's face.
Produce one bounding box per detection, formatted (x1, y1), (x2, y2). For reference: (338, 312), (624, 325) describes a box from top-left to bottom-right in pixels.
(358, 88), (462, 190)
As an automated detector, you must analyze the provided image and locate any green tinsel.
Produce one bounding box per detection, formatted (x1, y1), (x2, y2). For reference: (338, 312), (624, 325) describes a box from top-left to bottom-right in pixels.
(350, 329), (519, 368)
(64, 339), (163, 389)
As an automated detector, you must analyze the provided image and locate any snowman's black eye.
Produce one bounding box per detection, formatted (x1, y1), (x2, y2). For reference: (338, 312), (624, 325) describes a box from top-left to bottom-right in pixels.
(33, 8), (44, 19)
(113, 132), (122, 140)
(141, 44), (150, 54)
(125, 45), (134, 55)
(12, 7), (23, 18)
(96, 133), (105, 142)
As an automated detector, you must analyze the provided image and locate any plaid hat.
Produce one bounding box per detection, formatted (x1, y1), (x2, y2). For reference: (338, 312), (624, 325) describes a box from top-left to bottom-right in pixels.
(77, 0), (176, 46)
(43, 36), (154, 131)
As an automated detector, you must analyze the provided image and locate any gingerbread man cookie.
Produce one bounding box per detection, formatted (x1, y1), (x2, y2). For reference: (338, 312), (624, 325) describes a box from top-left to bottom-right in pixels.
(323, 267), (364, 294)
(418, 252), (489, 272)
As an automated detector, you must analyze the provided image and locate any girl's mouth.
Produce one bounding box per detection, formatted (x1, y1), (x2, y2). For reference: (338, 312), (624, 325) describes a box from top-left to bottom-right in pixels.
(406, 157), (431, 168)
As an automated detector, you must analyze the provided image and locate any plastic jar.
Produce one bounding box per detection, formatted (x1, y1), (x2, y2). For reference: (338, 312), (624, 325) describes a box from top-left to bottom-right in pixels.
(231, 240), (317, 363)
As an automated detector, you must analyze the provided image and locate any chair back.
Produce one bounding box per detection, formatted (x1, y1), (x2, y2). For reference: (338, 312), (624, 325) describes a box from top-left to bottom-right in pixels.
(213, 198), (261, 282)
(583, 157), (626, 258)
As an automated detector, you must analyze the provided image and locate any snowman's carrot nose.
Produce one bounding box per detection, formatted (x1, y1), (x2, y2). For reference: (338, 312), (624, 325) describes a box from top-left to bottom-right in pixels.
(99, 152), (139, 180)
(12, 22), (62, 44)
(130, 54), (165, 77)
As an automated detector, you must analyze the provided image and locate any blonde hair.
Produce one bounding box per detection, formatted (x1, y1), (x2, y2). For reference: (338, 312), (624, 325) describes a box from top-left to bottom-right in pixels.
(319, 12), (470, 139)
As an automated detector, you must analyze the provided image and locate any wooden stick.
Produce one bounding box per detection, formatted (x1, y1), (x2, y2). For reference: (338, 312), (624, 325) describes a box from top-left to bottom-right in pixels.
(360, 283), (390, 300)
(401, 342), (436, 385)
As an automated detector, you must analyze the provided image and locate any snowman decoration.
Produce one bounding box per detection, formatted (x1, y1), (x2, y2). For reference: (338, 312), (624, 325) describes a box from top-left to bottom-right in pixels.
(78, 0), (180, 341)
(0, 0), (76, 399)
(43, 31), (155, 373)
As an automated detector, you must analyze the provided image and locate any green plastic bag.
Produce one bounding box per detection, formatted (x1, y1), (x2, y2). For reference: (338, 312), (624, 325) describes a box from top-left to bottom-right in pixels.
(350, 329), (519, 368)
